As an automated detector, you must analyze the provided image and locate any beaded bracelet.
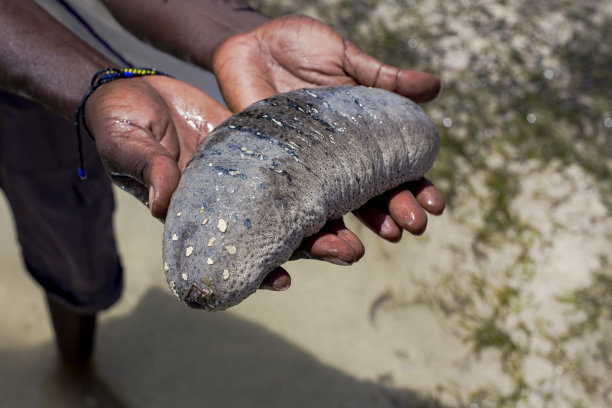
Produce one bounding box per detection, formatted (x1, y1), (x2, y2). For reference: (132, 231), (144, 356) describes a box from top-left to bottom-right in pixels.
(75, 67), (172, 180)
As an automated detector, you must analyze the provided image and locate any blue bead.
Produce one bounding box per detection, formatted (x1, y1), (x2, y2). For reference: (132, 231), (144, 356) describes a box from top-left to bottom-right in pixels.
(78, 167), (88, 180)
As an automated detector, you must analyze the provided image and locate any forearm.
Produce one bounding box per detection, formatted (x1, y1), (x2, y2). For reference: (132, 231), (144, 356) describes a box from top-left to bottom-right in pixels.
(0, 0), (115, 119)
(101, 0), (268, 71)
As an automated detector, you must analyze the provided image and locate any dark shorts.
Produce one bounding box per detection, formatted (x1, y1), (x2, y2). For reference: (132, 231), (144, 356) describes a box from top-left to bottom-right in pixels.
(0, 91), (122, 314)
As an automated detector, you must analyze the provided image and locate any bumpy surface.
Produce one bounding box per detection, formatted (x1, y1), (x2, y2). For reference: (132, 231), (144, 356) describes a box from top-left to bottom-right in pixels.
(162, 86), (439, 310)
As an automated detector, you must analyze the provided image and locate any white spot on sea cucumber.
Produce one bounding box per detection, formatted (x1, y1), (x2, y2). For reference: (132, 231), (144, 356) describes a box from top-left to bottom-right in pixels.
(228, 170), (241, 176)
(202, 217), (210, 225)
(207, 237), (216, 247)
(272, 118), (283, 126)
(241, 147), (254, 154)
(200, 206), (205, 214)
(207, 258), (214, 265)
(322, 101), (329, 108)
(172, 233), (178, 241)
(186, 246), (194, 257)
(176, 212), (181, 217)
(181, 273), (188, 281)
(305, 90), (318, 98)
(228, 125), (236, 129)
(225, 245), (237, 255)
(223, 270), (230, 280)
(164, 262), (169, 271)
(169, 281), (176, 288)
(217, 219), (227, 232)
(208, 163), (213, 167)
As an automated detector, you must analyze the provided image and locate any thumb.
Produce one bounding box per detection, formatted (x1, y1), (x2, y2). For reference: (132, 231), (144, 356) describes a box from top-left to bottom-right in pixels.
(96, 127), (181, 220)
(145, 152), (181, 220)
(343, 41), (441, 102)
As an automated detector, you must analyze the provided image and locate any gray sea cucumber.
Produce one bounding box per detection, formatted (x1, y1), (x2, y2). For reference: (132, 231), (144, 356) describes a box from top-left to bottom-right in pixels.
(162, 86), (439, 310)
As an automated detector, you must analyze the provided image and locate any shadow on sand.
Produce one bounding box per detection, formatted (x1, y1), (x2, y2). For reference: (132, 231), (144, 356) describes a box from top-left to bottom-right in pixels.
(0, 288), (451, 408)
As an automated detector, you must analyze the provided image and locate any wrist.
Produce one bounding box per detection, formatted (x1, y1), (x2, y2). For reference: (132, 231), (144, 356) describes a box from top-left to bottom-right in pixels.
(0, 0), (116, 120)
(198, 5), (270, 70)
(102, 0), (269, 71)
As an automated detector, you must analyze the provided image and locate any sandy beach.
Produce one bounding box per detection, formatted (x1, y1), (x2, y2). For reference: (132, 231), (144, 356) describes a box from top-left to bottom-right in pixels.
(1, 1), (610, 407)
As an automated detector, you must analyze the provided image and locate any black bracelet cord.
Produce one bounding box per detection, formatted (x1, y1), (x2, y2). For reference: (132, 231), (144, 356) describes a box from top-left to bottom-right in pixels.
(74, 67), (172, 180)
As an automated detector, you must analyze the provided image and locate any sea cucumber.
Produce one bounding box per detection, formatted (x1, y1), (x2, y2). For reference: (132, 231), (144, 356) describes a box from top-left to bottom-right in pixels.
(162, 86), (439, 310)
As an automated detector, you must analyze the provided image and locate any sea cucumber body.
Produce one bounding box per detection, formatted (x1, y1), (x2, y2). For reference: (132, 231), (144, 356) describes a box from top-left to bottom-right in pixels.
(163, 86), (439, 310)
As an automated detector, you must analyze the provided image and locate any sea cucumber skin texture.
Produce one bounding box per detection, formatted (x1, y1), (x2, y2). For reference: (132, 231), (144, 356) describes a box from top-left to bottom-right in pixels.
(163, 86), (439, 310)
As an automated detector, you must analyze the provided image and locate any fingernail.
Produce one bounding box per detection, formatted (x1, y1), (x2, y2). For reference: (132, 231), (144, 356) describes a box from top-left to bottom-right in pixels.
(148, 186), (155, 210)
(380, 217), (396, 236)
(322, 257), (352, 266)
(272, 279), (291, 291)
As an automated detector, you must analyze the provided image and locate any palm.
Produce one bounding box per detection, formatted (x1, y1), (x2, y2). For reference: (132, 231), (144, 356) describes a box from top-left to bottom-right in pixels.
(213, 14), (441, 111)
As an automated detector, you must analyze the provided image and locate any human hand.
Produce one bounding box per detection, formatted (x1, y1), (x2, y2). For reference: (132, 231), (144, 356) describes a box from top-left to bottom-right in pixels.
(212, 14), (441, 111)
(85, 75), (295, 291)
(258, 177), (444, 292)
(212, 14), (445, 277)
(283, 178), (445, 265)
(85, 75), (231, 219)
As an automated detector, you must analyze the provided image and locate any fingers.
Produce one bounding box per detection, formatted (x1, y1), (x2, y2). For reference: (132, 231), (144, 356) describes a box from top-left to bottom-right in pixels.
(259, 267), (292, 291)
(262, 219), (366, 292)
(302, 218), (365, 265)
(394, 70), (442, 103)
(353, 199), (404, 242)
(343, 41), (441, 103)
(353, 178), (445, 241)
(385, 187), (428, 236)
(411, 178), (445, 216)
(259, 179), (444, 292)
(353, 200), (403, 242)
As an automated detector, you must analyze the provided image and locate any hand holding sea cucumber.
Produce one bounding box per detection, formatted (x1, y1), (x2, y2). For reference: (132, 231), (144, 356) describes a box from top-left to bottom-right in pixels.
(83, 75), (232, 219)
(211, 13), (445, 280)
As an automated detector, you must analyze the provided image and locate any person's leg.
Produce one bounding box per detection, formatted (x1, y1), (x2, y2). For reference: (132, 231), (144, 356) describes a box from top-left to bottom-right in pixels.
(0, 91), (123, 364)
(46, 294), (97, 364)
